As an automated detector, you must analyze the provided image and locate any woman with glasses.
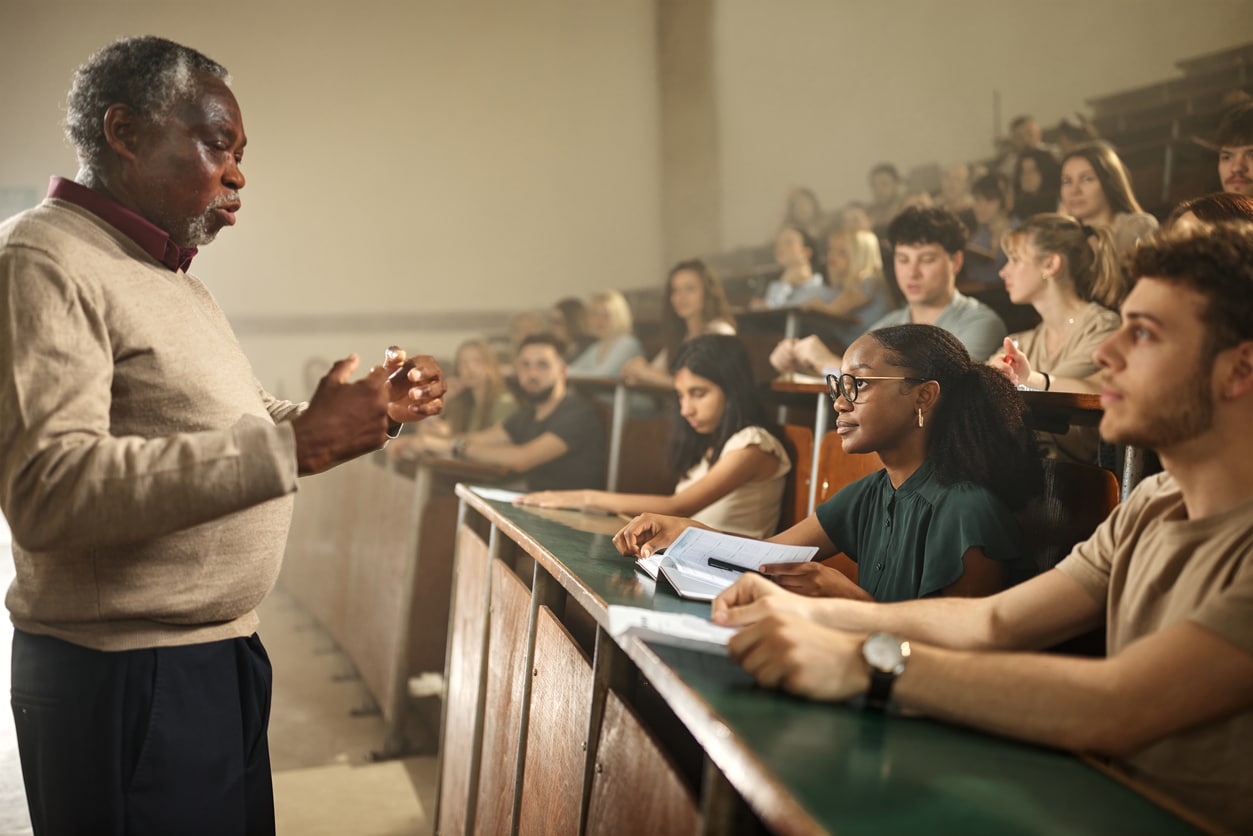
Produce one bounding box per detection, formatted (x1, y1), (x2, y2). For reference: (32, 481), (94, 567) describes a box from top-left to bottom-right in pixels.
(613, 324), (1043, 603)
(517, 334), (791, 539)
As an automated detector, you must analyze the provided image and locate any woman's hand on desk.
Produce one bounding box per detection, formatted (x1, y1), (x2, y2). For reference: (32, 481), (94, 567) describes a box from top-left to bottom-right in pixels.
(725, 613), (867, 702)
(515, 489), (595, 511)
(612, 513), (708, 558)
(758, 561), (868, 599)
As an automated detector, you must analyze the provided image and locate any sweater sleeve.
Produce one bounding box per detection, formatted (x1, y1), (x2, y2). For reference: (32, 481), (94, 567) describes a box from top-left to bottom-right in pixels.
(0, 243), (298, 553)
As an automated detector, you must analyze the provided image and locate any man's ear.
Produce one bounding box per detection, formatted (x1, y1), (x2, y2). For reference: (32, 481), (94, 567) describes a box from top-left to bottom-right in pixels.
(949, 249), (964, 276)
(1219, 340), (1253, 400)
(102, 103), (143, 162)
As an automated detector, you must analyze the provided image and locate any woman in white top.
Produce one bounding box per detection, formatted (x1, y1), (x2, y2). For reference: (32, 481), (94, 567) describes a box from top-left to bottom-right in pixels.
(621, 259), (736, 388)
(517, 334), (791, 538)
(567, 289), (645, 377)
(1060, 141), (1158, 268)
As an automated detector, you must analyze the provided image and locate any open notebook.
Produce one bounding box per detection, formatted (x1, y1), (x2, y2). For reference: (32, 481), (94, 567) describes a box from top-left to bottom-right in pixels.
(635, 527), (817, 602)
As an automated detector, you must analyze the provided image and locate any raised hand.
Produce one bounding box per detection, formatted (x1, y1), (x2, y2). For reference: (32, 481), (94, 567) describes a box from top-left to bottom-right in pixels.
(380, 346), (447, 423)
(292, 355), (392, 475)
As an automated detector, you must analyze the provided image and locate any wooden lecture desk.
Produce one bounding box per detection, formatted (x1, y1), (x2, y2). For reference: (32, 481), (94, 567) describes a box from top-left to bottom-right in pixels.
(435, 486), (1201, 835)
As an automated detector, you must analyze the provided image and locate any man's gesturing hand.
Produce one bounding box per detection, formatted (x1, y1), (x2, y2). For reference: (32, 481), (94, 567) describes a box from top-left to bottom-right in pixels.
(292, 355), (392, 475)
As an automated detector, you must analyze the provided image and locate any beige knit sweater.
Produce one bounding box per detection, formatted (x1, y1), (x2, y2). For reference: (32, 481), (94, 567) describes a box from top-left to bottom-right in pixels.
(0, 198), (301, 651)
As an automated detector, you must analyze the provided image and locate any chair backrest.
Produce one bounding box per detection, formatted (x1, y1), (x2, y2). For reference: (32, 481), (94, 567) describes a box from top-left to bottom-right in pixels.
(814, 431), (883, 506)
(1016, 458), (1120, 576)
(777, 423), (814, 532)
(617, 415), (677, 495)
(1020, 459), (1120, 657)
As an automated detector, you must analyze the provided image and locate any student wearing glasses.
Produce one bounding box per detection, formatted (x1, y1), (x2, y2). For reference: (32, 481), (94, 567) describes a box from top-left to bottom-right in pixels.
(614, 324), (1043, 603)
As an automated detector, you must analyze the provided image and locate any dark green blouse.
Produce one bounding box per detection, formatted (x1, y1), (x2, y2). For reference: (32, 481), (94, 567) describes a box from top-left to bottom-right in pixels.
(815, 460), (1026, 602)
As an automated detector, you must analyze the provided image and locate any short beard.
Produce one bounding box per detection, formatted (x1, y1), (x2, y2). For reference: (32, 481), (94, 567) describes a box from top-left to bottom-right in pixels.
(1105, 374), (1214, 450)
(520, 384), (556, 405)
(176, 192), (239, 248)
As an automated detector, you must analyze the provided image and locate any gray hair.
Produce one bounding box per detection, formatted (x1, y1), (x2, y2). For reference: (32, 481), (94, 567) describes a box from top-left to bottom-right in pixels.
(65, 36), (230, 173)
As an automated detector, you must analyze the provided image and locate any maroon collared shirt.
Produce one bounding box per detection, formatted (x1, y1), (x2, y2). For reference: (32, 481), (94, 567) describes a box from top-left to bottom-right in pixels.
(47, 176), (198, 273)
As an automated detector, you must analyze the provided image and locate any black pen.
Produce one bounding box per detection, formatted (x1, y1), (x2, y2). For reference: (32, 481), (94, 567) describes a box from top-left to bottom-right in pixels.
(707, 557), (768, 576)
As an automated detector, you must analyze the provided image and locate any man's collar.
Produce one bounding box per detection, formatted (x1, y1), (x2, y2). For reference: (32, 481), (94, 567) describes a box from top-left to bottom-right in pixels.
(47, 177), (198, 272)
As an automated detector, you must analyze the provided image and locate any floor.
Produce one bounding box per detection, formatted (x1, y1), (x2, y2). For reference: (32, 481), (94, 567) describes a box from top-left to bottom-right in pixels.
(0, 516), (439, 836)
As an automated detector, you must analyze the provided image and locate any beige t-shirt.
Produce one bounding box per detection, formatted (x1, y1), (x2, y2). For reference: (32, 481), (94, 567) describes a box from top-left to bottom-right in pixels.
(1057, 472), (1253, 833)
(681, 426), (791, 539)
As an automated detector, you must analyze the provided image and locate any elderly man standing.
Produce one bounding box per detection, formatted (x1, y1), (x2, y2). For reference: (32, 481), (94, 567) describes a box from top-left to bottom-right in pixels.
(0, 37), (446, 834)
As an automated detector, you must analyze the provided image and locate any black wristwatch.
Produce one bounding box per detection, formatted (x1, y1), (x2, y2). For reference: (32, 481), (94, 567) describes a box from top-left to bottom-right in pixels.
(861, 632), (910, 712)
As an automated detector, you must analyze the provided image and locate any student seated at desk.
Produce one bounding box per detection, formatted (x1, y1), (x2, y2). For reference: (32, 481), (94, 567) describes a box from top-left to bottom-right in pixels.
(399, 333), (605, 491)
(750, 225), (829, 310)
(568, 290), (645, 377)
(990, 214), (1122, 463)
(620, 259), (736, 388)
(614, 324), (1042, 603)
(706, 224), (1253, 835)
(518, 334), (789, 539)
(795, 228), (895, 350)
(769, 207), (1007, 379)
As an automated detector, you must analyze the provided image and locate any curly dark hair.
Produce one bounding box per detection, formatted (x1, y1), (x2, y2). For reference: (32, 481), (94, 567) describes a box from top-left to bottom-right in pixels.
(886, 206), (969, 255)
(1127, 221), (1253, 361)
(869, 324), (1043, 510)
(65, 36), (229, 173)
(666, 335), (779, 478)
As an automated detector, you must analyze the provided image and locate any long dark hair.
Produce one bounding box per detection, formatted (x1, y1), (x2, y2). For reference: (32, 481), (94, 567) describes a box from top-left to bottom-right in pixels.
(666, 334), (778, 478)
(870, 324), (1043, 510)
(661, 259), (735, 360)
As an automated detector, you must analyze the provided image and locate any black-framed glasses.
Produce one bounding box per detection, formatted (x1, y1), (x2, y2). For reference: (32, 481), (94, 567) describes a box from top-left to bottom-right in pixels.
(825, 373), (929, 404)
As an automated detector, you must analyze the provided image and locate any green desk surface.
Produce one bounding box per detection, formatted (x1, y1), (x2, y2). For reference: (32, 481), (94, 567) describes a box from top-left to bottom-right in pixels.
(458, 487), (1200, 835)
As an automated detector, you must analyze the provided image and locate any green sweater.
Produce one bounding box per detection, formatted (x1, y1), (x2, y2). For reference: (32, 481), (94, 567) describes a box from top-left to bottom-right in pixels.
(0, 198), (300, 651)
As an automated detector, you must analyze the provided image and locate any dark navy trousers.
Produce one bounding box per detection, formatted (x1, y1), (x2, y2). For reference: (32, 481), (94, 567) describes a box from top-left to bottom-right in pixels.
(10, 629), (275, 836)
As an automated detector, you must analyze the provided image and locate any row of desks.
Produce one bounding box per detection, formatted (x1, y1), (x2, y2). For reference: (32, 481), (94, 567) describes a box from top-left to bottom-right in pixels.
(572, 373), (1139, 508)
(438, 487), (1200, 834)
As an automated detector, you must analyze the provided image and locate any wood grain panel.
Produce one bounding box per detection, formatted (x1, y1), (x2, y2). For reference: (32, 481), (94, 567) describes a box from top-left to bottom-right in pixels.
(435, 525), (490, 836)
(516, 607), (593, 836)
(473, 560), (532, 835)
(586, 691), (700, 836)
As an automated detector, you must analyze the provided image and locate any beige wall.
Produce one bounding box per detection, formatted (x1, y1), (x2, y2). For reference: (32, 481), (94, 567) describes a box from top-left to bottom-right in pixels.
(0, 0), (663, 395)
(713, 0), (1253, 247)
(3, 0), (1252, 395)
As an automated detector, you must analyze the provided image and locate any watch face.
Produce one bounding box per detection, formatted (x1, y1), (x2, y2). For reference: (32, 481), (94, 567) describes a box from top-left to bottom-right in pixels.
(864, 632), (906, 672)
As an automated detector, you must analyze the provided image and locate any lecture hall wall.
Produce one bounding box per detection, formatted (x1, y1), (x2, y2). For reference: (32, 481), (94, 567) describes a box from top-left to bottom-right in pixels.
(1, 0), (1249, 397)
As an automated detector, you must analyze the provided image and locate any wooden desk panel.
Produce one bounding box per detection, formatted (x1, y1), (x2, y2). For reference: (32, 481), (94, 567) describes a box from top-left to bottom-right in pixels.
(437, 487), (1200, 835)
(474, 559), (533, 835)
(434, 524), (490, 836)
(517, 606), (593, 836)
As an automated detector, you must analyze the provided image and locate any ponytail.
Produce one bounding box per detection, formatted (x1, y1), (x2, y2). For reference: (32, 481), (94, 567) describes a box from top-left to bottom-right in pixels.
(1012, 213), (1126, 310)
(870, 325), (1043, 510)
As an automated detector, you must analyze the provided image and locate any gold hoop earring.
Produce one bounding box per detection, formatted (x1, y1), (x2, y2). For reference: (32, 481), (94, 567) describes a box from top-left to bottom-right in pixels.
(917, 408), (925, 428)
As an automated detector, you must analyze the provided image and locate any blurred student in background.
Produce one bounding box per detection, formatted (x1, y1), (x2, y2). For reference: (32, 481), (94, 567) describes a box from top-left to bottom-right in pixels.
(520, 334), (790, 539)
(622, 259), (736, 388)
(991, 214), (1122, 463)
